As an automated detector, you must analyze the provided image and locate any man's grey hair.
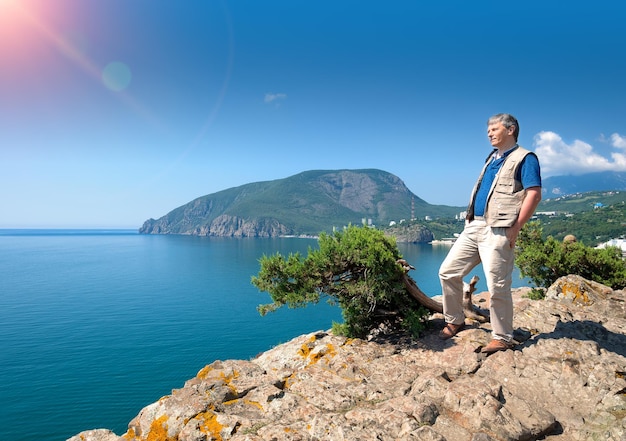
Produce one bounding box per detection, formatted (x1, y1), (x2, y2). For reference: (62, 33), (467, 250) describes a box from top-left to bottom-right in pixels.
(488, 113), (519, 141)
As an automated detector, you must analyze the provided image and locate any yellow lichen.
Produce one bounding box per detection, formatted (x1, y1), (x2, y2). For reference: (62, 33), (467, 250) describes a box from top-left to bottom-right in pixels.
(197, 365), (213, 380)
(284, 373), (296, 389)
(308, 343), (337, 365)
(561, 282), (591, 305)
(146, 415), (176, 441)
(219, 370), (239, 396)
(326, 343), (337, 358)
(121, 427), (137, 440)
(298, 343), (312, 357)
(223, 398), (264, 410)
(198, 411), (225, 441)
(197, 366), (240, 396)
(244, 399), (263, 410)
(220, 370), (239, 382)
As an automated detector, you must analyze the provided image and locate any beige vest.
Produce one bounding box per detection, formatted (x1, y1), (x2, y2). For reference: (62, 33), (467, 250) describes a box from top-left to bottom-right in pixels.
(466, 146), (532, 227)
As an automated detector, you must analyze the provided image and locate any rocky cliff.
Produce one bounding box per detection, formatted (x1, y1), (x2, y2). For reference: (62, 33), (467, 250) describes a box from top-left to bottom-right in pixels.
(69, 275), (625, 441)
(386, 223), (435, 243)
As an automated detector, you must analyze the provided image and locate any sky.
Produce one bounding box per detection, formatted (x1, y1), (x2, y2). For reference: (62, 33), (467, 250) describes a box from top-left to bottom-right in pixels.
(1, 0), (625, 228)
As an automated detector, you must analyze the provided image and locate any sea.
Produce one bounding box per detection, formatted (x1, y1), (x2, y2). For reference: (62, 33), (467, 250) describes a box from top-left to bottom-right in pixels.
(0, 229), (531, 441)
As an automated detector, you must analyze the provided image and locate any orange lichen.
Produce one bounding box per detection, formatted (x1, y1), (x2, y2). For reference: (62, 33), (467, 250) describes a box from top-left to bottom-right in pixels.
(244, 399), (263, 410)
(223, 398), (264, 411)
(298, 335), (337, 366)
(283, 373), (296, 389)
(308, 343), (337, 365)
(298, 343), (312, 357)
(221, 370), (239, 382)
(561, 282), (592, 305)
(219, 370), (239, 396)
(197, 365), (214, 380)
(121, 427), (137, 440)
(198, 411), (225, 441)
(197, 366), (240, 396)
(146, 415), (176, 441)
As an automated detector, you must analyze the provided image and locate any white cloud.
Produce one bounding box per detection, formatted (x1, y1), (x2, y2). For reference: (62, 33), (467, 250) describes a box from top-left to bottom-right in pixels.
(264, 92), (287, 104)
(610, 133), (626, 149)
(533, 131), (626, 176)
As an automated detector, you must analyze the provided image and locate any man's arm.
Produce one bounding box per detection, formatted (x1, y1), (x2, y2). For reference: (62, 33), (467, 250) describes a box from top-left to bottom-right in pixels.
(506, 186), (542, 248)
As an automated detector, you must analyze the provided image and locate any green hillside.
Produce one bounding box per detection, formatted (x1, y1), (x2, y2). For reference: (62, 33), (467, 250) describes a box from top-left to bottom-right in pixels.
(139, 169), (463, 237)
(532, 191), (626, 245)
(396, 191), (626, 245)
(538, 190), (626, 213)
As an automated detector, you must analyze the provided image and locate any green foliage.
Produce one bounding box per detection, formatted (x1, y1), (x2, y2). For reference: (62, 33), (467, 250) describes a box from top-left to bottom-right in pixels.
(419, 218), (464, 240)
(536, 203), (626, 246)
(515, 221), (626, 289)
(400, 306), (430, 337)
(331, 321), (350, 337)
(252, 225), (429, 338)
(524, 288), (546, 300)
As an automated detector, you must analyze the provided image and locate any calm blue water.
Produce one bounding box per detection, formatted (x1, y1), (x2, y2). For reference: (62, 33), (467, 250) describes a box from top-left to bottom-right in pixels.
(0, 230), (529, 441)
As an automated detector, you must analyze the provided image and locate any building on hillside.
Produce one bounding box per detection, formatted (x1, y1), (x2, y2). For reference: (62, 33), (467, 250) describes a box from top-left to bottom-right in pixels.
(596, 238), (626, 257)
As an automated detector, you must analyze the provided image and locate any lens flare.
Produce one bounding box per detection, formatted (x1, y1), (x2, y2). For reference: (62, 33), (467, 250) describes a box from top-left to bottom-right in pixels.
(102, 61), (132, 92)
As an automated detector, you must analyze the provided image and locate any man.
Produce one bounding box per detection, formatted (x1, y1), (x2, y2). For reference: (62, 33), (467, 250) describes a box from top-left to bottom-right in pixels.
(438, 113), (542, 354)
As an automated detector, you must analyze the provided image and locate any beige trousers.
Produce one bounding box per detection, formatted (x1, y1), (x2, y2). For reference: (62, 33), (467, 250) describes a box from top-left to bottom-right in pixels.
(438, 218), (515, 342)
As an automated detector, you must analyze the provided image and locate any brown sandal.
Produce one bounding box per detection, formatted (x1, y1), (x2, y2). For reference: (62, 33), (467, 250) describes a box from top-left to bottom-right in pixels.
(439, 323), (465, 340)
(481, 339), (515, 354)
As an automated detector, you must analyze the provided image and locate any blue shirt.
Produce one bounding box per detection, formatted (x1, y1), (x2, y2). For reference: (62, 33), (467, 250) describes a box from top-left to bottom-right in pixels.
(474, 147), (541, 217)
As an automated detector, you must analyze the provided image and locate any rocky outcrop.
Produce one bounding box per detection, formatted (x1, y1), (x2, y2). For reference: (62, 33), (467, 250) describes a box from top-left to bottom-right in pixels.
(69, 276), (625, 441)
(140, 215), (293, 237)
(386, 223), (435, 243)
(198, 215), (292, 238)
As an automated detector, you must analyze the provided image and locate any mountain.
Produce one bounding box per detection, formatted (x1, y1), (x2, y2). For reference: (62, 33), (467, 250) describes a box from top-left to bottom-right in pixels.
(139, 169), (462, 237)
(542, 171), (626, 198)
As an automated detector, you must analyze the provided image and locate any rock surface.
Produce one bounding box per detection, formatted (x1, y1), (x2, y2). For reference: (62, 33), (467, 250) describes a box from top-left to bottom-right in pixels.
(69, 276), (626, 441)
(385, 223), (435, 243)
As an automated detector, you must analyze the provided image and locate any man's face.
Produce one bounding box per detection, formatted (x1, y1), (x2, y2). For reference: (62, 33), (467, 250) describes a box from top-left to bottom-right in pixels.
(487, 122), (516, 148)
